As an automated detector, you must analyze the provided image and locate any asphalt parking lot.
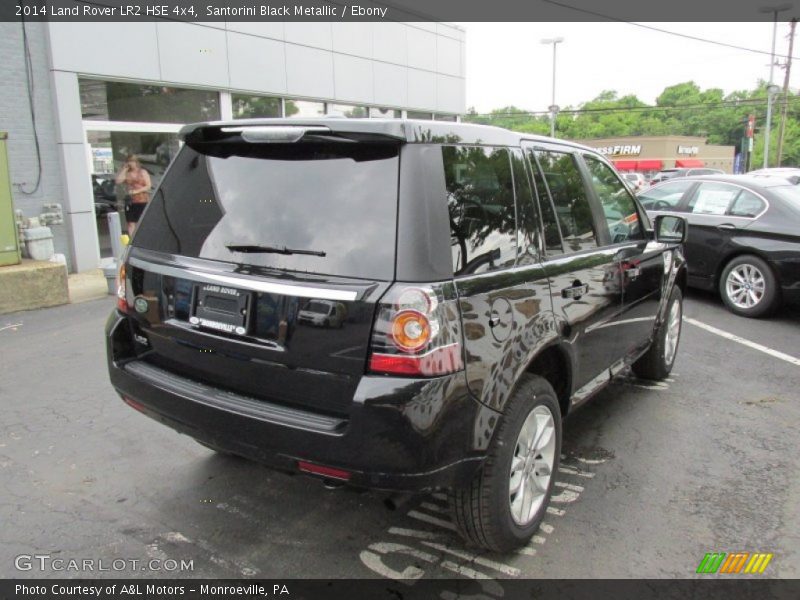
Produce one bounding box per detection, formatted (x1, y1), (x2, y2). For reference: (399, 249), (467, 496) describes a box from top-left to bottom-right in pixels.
(1, 291), (798, 583)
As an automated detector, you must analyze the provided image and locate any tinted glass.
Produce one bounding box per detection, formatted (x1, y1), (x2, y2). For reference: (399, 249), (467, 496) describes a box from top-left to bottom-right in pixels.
(232, 95), (281, 119)
(369, 107), (402, 118)
(728, 190), (766, 217)
(327, 104), (368, 118)
(534, 150), (598, 253)
(638, 180), (694, 211)
(584, 156), (643, 243)
(511, 148), (542, 264)
(444, 146), (517, 276)
(526, 149), (564, 255)
(134, 143), (399, 280)
(285, 100), (325, 118)
(80, 79), (220, 123)
(687, 182), (738, 215)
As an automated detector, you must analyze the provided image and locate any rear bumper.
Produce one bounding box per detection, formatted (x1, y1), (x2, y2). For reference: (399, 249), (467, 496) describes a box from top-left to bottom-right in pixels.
(106, 312), (494, 492)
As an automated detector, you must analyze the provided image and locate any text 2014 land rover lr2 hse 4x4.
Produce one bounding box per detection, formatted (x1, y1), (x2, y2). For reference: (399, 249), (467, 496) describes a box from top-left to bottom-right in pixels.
(106, 119), (688, 552)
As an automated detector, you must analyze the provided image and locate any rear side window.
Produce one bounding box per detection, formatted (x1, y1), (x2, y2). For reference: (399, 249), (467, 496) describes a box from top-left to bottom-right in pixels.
(526, 149), (564, 255)
(133, 143), (400, 280)
(729, 190), (766, 217)
(444, 146), (517, 276)
(533, 150), (598, 254)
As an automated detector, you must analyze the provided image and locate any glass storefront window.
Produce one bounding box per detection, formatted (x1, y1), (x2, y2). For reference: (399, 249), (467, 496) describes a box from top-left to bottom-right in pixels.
(285, 99), (326, 118)
(407, 111), (433, 120)
(326, 104), (368, 118)
(369, 107), (402, 119)
(434, 114), (458, 122)
(87, 130), (181, 257)
(232, 95), (282, 119)
(79, 79), (220, 123)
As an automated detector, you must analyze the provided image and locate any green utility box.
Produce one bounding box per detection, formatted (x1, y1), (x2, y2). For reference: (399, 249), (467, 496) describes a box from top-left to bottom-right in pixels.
(0, 133), (21, 266)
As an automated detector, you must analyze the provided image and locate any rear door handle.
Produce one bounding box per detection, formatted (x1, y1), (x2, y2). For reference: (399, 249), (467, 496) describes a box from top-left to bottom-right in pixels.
(716, 223), (736, 231)
(561, 283), (589, 299)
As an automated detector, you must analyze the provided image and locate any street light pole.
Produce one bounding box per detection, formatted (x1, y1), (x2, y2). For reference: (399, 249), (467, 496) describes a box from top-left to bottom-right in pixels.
(541, 37), (564, 138)
(760, 4), (792, 168)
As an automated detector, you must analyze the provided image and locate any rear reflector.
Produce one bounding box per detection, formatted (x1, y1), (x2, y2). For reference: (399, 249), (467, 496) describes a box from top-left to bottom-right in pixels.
(297, 461), (352, 481)
(122, 395), (146, 413)
(369, 343), (463, 377)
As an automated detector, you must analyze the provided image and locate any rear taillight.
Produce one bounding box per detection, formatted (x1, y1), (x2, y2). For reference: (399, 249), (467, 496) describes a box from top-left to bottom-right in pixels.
(116, 263), (128, 313)
(368, 284), (464, 377)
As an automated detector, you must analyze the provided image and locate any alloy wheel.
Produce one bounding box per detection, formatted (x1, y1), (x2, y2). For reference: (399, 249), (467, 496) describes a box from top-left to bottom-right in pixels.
(509, 405), (556, 526)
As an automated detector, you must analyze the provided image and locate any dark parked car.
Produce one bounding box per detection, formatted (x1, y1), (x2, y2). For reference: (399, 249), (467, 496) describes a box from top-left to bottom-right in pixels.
(106, 119), (687, 552)
(649, 167), (724, 186)
(639, 175), (800, 317)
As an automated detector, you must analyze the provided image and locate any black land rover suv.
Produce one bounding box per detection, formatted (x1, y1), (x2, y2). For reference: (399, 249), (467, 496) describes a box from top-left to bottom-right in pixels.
(106, 119), (688, 552)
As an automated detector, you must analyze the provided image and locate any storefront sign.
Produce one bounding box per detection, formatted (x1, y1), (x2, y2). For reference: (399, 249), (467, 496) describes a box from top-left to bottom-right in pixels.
(594, 145), (642, 157)
(677, 145), (700, 155)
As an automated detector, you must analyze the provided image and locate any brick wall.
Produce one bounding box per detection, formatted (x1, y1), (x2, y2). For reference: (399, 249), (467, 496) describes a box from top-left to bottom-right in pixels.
(0, 22), (71, 270)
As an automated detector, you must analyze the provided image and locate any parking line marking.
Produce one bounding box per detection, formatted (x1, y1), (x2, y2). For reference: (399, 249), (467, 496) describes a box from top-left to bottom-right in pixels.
(555, 481), (584, 492)
(388, 527), (444, 541)
(421, 541), (521, 577)
(685, 317), (800, 367)
(559, 466), (595, 478)
(0, 323), (22, 333)
(546, 506), (565, 517)
(407, 510), (457, 531)
(420, 501), (448, 514)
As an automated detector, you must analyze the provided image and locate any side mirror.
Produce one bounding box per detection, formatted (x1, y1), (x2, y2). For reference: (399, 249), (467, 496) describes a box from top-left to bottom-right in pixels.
(654, 214), (688, 244)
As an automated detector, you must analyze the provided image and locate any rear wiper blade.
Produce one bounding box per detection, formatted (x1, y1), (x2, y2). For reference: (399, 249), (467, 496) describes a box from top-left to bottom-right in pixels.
(226, 244), (326, 257)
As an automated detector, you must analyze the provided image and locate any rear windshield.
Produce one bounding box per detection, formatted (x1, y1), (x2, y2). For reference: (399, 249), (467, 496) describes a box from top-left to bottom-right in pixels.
(133, 142), (400, 280)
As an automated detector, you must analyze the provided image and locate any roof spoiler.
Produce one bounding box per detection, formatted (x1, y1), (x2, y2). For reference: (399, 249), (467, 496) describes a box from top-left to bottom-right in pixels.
(180, 119), (408, 144)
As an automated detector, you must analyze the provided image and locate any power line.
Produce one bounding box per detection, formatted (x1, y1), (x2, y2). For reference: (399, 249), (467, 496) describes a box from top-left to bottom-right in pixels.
(469, 96), (800, 118)
(543, 0), (800, 62)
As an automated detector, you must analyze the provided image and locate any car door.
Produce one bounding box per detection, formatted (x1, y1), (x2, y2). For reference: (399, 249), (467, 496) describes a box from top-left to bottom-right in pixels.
(681, 182), (767, 287)
(580, 153), (666, 361)
(523, 143), (624, 401)
(446, 145), (553, 411)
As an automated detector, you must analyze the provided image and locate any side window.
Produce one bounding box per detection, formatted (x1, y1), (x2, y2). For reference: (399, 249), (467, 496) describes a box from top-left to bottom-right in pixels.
(534, 149), (598, 254)
(728, 189), (766, 218)
(583, 155), (643, 244)
(687, 182), (738, 215)
(638, 180), (694, 211)
(525, 148), (564, 256)
(444, 146), (517, 276)
(510, 148), (542, 264)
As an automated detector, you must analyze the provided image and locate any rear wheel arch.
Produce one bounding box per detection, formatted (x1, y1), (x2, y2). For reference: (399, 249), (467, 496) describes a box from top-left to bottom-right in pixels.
(522, 344), (573, 417)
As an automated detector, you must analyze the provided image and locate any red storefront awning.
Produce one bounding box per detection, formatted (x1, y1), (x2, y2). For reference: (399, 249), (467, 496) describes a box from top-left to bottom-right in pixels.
(675, 159), (704, 168)
(613, 160), (638, 170)
(636, 160), (663, 170)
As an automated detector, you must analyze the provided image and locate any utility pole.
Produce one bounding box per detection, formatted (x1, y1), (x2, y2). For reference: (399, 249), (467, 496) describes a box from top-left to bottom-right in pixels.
(760, 4), (792, 168)
(776, 18), (796, 166)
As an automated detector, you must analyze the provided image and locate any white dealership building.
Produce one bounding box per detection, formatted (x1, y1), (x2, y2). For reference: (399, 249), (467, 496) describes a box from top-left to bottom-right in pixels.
(1, 19), (466, 272)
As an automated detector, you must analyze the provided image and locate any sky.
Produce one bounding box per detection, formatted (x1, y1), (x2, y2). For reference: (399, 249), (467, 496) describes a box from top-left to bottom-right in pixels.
(458, 22), (797, 114)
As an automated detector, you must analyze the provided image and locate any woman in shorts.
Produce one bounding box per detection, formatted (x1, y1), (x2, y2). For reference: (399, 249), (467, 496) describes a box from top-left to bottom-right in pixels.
(115, 154), (152, 235)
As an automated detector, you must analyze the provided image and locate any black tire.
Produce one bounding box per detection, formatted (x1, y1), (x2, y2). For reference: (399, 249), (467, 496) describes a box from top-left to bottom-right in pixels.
(632, 285), (682, 381)
(719, 255), (779, 318)
(449, 374), (562, 553)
